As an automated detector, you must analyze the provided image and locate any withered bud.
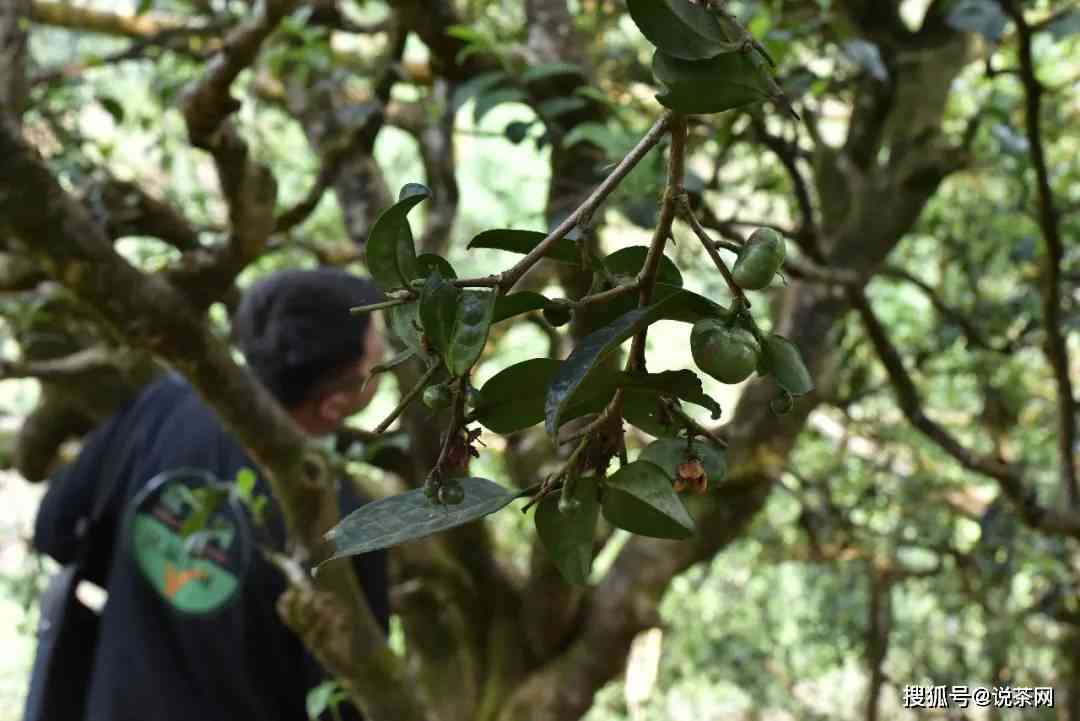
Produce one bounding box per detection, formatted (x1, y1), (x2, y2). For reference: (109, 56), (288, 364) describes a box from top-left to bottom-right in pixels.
(675, 457), (707, 495)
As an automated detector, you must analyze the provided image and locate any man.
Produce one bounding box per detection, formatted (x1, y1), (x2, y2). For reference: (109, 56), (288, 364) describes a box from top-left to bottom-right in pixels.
(25, 268), (389, 721)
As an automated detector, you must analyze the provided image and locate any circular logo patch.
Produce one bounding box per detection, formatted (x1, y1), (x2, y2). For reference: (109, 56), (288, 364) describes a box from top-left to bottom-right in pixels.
(125, 468), (252, 615)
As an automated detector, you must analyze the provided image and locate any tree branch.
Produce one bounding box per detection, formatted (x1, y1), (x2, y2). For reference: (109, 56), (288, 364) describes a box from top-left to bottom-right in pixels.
(850, 286), (1080, 539)
(1002, 0), (1078, 507)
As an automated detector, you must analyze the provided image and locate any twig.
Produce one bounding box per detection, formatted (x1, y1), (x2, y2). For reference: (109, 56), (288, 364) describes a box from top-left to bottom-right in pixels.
(373, 362), (440, 434)
(683, 197), (749, 305)
(628, 114), (687, 370)
(1002, 0), (1078, 508)
(350, 298), (412, 315)
(497, 112), (674, 293)
(849, 286), (1080, 539)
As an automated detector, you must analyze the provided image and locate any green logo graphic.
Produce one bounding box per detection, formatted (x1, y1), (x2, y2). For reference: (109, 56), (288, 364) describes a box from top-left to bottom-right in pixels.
(127, 469), (251, 615)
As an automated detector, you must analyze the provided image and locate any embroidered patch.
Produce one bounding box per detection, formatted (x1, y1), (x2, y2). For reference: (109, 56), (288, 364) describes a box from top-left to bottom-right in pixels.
(126, 469), (252, 615)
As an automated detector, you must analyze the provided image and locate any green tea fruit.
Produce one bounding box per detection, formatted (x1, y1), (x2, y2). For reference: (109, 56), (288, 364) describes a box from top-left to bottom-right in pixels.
(690, 320), (760, 384)
(732, 228), (786, 290)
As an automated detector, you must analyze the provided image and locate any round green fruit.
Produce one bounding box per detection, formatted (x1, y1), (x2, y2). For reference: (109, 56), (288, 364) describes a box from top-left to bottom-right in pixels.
(690, 320), (761, 384)
(543, 305), (573, 327)
(422, 383), (452, 411)
(732, 228), (786, 290)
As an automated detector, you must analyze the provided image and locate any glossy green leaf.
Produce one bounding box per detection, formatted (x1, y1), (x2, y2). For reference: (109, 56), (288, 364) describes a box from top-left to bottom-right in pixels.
(474, 358), (617, 434)
(416, 253), (457, 279)
(545, 288), (729, 437)
(760, 334), (814, 396)
(474, 87), (529, 124)
(419, 271), (461, 354)
(653, 50), (773, 115)
(492, 291), (550, 323)
(603, 246), (683, 286)
(622, 389), (682, 438)
(468, 229), (580, 265)
(388, 302), (424, 353)
(601, 461), (694, 539)
(446, 289), (496, 376)
(535, 478), (599, 585)
(619, 369), (722, 420)
(474, 358), (559, 433)
(639, 438), (727, 484)
(324, 477), (517, 559)
(592, 246), (684, 327)
(627, 0), (736, 61)
(367, 184), (429, 291)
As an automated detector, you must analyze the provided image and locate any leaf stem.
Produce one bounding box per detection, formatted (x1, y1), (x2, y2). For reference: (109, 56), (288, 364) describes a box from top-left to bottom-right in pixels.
(683, 197), (749, 307)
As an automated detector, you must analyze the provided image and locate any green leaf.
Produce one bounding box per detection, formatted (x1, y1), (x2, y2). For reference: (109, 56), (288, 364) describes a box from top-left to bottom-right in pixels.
(618, 369), (721, 420)
(563, 122), (618, 151)
(136, 0), (154, 15)
(521, 62), (586, 84)
(416, 253), (457, 279)
(535, 478), (599, 585)
(475, 358), (560, 434)
(492, 291), (550, 323)
(446, 289), (496, 376)
(307, 681), (339, 720)
(474, 87), (529, 124)
(468, 229), (580, 265)
(324, 478), (517, 559)
(622, 389), (682, 438)
(367, 184), (430, 291)
(639, 438), (727, 484)
(388, 302), (424, 353)
(544, 288), (729, 437)
(98, 96), (125, 124)
(474, 358), (616, 434)
(538, 96), (588, 118)
(419, 271), (461, 354)
(233, 467), (257, 501)
(626, 0), (737, 61)
(652, 49), (773, 115)
(601, 461), (694, 539)
(452, 71), (511, 113)
(592, 246), (684, 328)
(602, 246), (683, 286)
(759, 334), (814, 396)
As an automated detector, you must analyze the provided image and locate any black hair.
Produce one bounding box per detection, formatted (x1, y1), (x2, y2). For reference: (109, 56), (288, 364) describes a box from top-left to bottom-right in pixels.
(231, 268), (383, 409)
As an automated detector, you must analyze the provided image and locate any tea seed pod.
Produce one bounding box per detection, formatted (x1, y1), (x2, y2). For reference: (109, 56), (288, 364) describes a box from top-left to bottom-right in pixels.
(732, 228), (786, 290)
(690, 319), (761, 384)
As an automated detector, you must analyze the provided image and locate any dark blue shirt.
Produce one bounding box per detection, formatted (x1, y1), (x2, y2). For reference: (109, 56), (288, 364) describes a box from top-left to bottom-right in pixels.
(33, 374), (387, 721)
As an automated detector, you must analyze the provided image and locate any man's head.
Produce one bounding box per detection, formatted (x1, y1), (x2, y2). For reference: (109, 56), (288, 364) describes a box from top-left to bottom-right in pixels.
(231, 268), (387, 436)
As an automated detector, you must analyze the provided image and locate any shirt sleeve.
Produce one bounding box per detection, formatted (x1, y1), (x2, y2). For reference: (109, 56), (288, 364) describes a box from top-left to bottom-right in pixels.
(32, 391), (143, 568)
